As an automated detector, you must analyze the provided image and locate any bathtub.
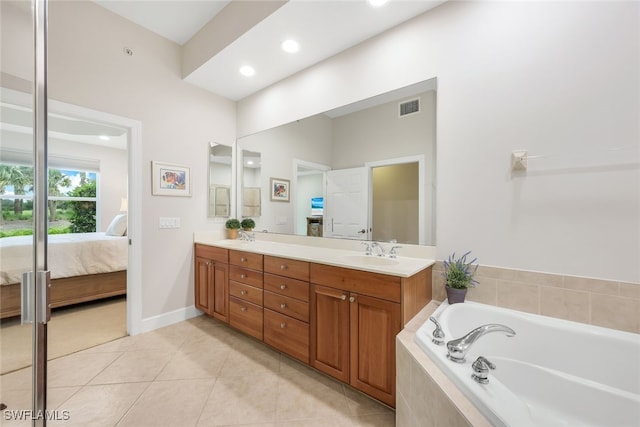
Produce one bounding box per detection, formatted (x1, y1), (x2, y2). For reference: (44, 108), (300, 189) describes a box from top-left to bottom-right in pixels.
(414, 301), (640, 427)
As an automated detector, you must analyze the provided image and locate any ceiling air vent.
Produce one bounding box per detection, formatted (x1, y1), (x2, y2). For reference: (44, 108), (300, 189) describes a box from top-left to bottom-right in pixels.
(399, 97), (420, 117)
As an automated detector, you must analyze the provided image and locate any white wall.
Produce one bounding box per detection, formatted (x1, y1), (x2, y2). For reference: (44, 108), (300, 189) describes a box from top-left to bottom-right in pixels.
(238, 1), (640, 283)
(2, 1), (237, 321)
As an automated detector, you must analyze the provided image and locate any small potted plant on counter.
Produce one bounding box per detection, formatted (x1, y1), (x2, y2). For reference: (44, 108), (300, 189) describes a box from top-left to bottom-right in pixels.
(225, 218), (241, 239)
(241, 218), (255, 231)
(443, 251), (479, 304)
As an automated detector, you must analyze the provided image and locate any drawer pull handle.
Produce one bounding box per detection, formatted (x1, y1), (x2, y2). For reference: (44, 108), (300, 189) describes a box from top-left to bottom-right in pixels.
(241, 307), (247, 312)
(280, 284), (287, 290)
(349, 296), (356, 303)
(280, 264), (287, 270)
(241, 257), (247, 262)
(240, 290), (246, 296)
(280, 322), (286, 329)
(341, 294), (347, 300)
(280, 303), (286, 309)
(240, 274), (246, 279)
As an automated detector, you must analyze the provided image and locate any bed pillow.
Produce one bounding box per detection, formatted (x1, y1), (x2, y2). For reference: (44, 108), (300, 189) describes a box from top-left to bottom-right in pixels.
(105, 214), (127, 236)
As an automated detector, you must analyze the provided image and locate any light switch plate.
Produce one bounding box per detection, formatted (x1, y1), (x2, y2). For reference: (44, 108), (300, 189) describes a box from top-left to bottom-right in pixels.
(159, 217), (181, 229)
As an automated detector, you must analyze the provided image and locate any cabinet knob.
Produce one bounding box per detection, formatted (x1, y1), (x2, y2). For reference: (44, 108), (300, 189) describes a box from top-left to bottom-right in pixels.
(280, 303), (286, 309)
(280, 264), (287, 270)
(240, 290), (246, 296)
(341, 294), (347, 300)
(349, 296), (356, 303)
(240, 307), (247, 312)
(280, 284), (287, 290)
(241, 257), (247, 262)
(280, 322), (286, 329)
(240, 274), (246, 279)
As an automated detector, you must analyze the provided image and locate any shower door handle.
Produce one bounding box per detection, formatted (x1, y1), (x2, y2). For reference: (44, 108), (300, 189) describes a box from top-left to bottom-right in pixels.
(21, 271), (34, 324)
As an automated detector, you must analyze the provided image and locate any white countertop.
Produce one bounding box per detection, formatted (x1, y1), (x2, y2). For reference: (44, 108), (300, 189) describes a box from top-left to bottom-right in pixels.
(194, 237), (434, 278)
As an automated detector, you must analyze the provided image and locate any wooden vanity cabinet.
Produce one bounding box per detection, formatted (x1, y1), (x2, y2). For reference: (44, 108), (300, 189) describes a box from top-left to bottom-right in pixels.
(310, 263), (422, 408)
(194, 244), (229, 323)
(263, 256), (311, 363)
(228, 250), (264, 340)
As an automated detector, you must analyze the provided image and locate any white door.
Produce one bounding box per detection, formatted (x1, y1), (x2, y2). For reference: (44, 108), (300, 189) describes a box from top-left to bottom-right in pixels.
(325, 167), (369, 240)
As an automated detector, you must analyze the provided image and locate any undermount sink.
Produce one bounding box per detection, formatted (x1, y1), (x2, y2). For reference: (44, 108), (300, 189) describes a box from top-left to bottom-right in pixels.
(345, 255), (399, 266)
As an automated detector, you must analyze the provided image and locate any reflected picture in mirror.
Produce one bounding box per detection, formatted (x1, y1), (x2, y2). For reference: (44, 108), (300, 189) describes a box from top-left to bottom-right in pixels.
(236, 78), (437, 246)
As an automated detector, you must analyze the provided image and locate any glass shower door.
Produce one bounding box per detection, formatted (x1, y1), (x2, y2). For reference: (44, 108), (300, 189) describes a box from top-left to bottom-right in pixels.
(0, 1), (50, 425)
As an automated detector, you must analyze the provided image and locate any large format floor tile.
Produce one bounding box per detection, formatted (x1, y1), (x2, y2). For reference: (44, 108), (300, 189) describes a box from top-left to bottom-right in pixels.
(0, 315), (395, 427)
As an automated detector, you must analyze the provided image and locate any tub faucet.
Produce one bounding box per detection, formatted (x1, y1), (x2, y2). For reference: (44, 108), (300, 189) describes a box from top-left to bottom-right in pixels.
(446, 324), (516, 363)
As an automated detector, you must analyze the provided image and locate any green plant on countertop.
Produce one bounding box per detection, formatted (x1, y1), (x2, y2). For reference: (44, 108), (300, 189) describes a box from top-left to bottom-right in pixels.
(443, 251), (479, 289)
(225, 218), (241, 229)
(240, 218), (255, 230)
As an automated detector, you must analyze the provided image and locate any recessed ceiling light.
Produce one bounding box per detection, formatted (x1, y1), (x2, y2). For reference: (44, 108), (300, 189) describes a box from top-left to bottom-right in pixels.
(368, 0), (389, 6)
(239, 65), (256, 77)
(98, 135), (110, 141)
(281, 39), (300, 54)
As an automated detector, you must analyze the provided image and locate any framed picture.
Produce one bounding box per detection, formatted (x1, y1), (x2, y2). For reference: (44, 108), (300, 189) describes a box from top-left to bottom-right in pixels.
(152, 161), (191, 196)
(270, 177), (290, 202)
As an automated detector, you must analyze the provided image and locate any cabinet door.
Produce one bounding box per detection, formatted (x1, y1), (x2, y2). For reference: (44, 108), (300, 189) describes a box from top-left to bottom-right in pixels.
(349, 293), (400, 407)
(310, 284), (350, 383)
(195, 256), (213, 314)
(212, 262), (229, 323)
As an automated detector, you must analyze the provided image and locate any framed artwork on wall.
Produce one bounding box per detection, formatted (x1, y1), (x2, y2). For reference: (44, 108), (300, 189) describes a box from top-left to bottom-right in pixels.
(270, 177), (290, 202)
(152, 161), (191, 196)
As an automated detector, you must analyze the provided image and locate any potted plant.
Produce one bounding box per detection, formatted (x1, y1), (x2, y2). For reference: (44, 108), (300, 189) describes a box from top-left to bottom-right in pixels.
(241, 218), (255, 231)
(225, 218), (241, 239)
(442, 251), (479, 304)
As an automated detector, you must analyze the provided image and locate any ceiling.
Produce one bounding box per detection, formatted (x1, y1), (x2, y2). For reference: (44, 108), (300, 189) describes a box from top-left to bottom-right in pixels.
(93, 0), (446, 101)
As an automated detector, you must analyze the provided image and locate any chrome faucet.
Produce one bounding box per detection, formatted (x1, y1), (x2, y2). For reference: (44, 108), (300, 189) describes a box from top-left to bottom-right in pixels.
(370, 242), (385, 256)
(446, 324), (516, 363)
(238, 230), (255, 242)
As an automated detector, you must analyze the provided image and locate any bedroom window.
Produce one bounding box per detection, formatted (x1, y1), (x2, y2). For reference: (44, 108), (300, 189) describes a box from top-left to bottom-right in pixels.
(0, 164), (98, 237)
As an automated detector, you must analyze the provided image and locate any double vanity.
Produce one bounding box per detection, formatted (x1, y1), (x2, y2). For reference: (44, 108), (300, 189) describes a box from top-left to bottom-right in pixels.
(193, 236), (434, 408)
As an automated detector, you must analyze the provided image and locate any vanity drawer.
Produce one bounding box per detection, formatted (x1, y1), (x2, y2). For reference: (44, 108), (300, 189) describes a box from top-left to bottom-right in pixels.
(310, 263), (401, 303)
(264, 273), (309, 302)
(264, 291), (309, 322)
(229, 265), (263, 288)
(229, 297), (263, 340)
(229, 250), (263, 271)
(230, 281), (263, 306)
(194, 244), (228, 264)
(264, 309), (309, 364)
(264, 256), (309, 281)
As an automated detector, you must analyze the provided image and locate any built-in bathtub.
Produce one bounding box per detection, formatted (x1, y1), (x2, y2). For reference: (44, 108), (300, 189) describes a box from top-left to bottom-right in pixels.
(414, 301), (640, 427)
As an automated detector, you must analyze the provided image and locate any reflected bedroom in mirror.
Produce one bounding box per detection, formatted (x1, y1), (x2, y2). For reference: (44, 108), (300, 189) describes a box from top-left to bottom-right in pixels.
(237, 78), (437, 246)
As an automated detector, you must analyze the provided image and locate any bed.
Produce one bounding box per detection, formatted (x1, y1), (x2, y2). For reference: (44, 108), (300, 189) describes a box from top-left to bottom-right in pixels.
(0, 230), (128, 319)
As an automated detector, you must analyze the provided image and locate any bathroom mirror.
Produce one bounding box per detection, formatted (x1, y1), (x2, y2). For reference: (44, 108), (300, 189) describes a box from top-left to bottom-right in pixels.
(237, 78), (437, 245)
(208, 143), (232, 218)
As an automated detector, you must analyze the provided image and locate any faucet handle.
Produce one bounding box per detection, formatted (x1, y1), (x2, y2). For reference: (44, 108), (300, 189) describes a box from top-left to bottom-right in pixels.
(429, 316), (445, 345)
(389, 246), (402, 258)
(361, 241), (373, 255)
(472, 356), (495, 384)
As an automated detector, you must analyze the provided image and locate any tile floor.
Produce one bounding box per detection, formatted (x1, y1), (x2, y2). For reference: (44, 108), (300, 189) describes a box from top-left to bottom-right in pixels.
(0, 315), (395, 426)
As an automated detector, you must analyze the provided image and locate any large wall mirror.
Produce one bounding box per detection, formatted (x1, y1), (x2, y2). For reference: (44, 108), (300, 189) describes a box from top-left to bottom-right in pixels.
(237, 78), (437, 246)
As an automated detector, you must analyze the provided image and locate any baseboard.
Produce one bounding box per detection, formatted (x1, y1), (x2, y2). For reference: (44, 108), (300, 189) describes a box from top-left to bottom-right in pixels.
(138, 305), (202, 334)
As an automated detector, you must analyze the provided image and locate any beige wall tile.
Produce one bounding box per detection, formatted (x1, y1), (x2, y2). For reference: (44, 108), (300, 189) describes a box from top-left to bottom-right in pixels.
(564, 276), (618, 296)
(476, 265), (519, 281)
(619, 282), (640, 300)
(466, 278), (497, 305)
(591, 294), (640, 333)
(496, 280), (539, 314)
(516, 270), (563, 288)
(540, 287), (590, 324)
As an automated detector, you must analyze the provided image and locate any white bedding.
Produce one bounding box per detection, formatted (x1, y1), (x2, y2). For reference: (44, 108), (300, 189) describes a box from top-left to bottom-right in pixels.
(0, 232), (127, 286)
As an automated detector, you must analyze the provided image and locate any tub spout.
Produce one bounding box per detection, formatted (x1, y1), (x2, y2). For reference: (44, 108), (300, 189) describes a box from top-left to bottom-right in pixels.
(446, 324), (516, 363)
